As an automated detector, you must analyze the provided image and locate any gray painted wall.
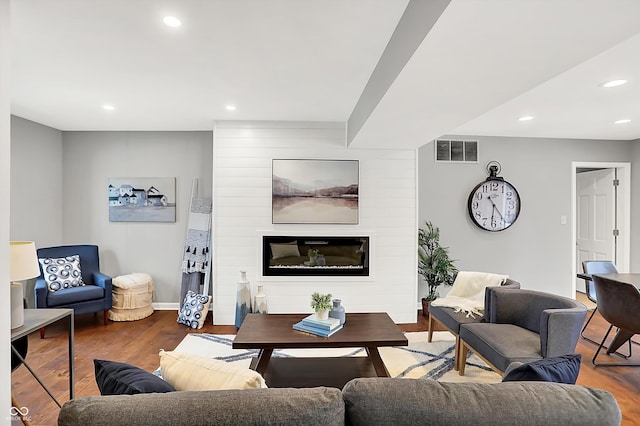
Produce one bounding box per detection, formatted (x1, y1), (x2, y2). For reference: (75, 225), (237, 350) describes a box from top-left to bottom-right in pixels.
(10, 116), (64, 306)
(419, 135), (633, 298)
(11, 117), (63, 245)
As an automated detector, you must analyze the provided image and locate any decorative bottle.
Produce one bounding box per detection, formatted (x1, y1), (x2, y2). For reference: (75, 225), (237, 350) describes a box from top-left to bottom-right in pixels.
(254, 284), (268, 314)
(235, 271), (252, 328)
(329, 299), (346, 325)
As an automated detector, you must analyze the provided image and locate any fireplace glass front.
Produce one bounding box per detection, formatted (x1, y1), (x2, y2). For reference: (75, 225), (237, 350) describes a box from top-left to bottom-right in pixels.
(263, 236), (370, 277)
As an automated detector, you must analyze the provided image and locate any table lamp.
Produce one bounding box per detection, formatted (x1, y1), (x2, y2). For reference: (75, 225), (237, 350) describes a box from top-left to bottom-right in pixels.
(10, 241), (40, 329)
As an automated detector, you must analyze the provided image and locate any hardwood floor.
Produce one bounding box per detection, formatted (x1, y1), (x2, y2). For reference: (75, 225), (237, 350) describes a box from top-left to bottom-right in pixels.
(11, 307), (640, 426)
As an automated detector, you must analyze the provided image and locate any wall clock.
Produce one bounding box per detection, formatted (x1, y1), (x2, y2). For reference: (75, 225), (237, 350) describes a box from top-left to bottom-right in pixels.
(467, 161), (521, 232)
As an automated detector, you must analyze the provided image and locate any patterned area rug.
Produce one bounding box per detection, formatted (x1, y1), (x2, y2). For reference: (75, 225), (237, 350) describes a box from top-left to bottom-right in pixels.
(169, 331), (501, 383)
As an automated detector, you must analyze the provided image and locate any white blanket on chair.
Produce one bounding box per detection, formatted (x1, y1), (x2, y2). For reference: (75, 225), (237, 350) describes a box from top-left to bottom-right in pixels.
(430, 271), (509, 318)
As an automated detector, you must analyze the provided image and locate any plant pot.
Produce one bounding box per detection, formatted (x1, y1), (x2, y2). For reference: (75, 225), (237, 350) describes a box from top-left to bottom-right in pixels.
(316, 309), (329, 320)
(421, 299), (430, 317)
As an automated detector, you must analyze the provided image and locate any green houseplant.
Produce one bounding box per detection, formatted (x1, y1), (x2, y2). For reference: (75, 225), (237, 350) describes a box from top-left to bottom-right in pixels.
(418, 221), (457, 316)
(311, 292), (333, 320)
(307, 248), (319, 265)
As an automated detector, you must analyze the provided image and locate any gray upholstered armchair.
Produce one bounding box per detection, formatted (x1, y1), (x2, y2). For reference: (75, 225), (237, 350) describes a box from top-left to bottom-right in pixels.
(458, 288), (587, 375)
(35, 245), (112, 338)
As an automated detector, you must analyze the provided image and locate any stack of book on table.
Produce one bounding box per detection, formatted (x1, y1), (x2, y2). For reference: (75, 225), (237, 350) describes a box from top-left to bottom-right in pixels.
(293, 314), (343, 337)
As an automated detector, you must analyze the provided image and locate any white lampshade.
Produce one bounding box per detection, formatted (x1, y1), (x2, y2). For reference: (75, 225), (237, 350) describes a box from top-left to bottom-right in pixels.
(10, 241), (40, 329)
(10, 241), (40, 281)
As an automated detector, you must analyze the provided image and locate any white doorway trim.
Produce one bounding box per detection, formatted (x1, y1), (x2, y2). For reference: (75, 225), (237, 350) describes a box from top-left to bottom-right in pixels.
(571, 161), (631, 295)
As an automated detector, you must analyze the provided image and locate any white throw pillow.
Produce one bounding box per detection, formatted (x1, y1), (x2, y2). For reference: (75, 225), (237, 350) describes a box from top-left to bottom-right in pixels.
(270, 241), (300, 259)
(159, 350), (267, 391)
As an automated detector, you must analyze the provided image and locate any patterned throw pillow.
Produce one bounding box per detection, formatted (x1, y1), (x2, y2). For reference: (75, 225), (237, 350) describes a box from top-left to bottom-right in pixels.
(39, 255), (85, 292)
(177, 291), (211, 329)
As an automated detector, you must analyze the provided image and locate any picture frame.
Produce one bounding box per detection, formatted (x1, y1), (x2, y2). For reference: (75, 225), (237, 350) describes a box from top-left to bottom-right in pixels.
(108, 177), (176, 222)
(272, 159), (359, 224)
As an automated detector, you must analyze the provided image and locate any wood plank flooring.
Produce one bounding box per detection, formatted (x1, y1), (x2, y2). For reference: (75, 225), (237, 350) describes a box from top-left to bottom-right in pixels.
(11, 307), (640, 426)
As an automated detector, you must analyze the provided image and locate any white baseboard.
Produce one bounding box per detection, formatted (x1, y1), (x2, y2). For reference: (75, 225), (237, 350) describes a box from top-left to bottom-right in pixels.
(152, 302), (214, 311)
(152, 302), (180, 310)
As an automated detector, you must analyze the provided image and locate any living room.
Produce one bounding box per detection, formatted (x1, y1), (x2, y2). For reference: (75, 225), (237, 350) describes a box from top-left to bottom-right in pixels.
(3, 0), (640, 424)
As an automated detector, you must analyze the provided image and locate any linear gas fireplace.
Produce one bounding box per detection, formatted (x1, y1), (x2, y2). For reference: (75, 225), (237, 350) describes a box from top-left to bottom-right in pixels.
(262, 235), (370, 277)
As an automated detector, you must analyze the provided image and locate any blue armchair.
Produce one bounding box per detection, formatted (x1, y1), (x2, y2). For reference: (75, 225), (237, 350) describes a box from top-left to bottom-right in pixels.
(35, 245), (112, 338)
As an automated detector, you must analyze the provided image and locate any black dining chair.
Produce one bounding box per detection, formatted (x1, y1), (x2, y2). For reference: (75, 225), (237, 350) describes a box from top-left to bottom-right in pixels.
(581, 261), (618, 341)
(591, 274), (640, 366)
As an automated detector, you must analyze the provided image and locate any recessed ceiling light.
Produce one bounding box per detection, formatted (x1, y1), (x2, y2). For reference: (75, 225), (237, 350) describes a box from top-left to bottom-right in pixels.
(103, 104), (115, 111)
(602, 79), (627, 88)
(163, 16), (181, 28)
(518, 115), (534, 121)
(225, 105), (237, 111)
(614, 118), (631, 124)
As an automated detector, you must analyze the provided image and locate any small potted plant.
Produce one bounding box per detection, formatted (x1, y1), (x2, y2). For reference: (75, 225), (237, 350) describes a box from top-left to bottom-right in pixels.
(418, 221), (457, 317)
(311, 292), (332, 320)
(307, 248), (319, 266)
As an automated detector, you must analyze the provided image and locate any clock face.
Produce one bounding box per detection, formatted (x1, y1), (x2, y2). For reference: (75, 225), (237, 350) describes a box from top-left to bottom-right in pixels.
(467, 178), (521, 231)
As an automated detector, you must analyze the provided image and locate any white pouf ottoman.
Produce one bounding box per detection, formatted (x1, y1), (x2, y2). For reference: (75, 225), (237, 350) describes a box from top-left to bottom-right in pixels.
(109, 273), (154, 321)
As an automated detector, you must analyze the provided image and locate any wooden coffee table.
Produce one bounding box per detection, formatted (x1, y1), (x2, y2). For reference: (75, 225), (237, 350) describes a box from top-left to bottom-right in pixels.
(233, 312), (407, 388)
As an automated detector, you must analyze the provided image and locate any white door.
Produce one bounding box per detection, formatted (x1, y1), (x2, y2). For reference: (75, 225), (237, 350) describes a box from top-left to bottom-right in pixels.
(576, 168), (616, 292)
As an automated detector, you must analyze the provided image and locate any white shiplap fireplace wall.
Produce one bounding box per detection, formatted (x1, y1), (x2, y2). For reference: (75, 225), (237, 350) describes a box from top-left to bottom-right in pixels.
(212, 121), (417, 325)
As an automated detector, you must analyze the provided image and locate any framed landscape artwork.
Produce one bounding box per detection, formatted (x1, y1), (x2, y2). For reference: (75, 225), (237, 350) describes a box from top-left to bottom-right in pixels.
(272, 159), (359, 224)
(108, 177), (176, 222)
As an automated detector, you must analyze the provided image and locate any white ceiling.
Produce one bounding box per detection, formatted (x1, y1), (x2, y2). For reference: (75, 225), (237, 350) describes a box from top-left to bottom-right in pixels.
(10, 0), (640, 150)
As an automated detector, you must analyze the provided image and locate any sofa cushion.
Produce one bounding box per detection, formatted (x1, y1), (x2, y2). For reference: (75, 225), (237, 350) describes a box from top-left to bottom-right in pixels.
(94, 359), (175, 395)
(58, 387), (345, 426)
(502, 354), (582, 384)
(342, 378), (621, 426)
(39, 255), (85, 292)
(159, 350), (266, 391)
(460, 323), (542, 372)
(429, 304), (484, 333)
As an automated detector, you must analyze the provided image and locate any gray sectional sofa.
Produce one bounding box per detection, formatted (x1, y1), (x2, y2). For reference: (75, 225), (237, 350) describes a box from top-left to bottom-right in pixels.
(58, 377), (621, 426)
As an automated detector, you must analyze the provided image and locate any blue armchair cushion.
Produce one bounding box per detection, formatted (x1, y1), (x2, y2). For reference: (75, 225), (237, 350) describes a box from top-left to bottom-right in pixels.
(94, 359), (175, 395)
(502, 354), (582, 384)
(47, 285), (104, 307)
(39, 255), (85, 292)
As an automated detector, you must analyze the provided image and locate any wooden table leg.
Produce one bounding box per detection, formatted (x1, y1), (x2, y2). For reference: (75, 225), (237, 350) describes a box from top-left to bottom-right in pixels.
(365, 347), (390, 377)
(254, 348), (274, 375)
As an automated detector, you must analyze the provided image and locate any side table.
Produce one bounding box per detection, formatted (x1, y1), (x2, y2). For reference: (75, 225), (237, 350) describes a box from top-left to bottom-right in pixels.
(11, 308), (74, 407)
